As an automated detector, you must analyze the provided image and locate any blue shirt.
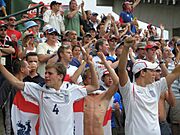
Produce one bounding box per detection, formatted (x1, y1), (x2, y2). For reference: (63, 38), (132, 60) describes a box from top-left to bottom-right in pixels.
(0, 0), (6, 7)
(119, 11), (136, 34)
(111, 92), (123, 128)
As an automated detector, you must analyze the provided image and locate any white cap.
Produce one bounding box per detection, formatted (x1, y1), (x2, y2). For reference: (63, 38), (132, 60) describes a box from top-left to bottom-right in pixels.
(132, 59), (158, 74)
(43, 24), (53, 32)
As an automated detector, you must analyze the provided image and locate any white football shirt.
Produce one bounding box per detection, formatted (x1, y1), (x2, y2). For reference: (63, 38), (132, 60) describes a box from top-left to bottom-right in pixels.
(24, 82), (87, 135)
(119, 77), (168, 135)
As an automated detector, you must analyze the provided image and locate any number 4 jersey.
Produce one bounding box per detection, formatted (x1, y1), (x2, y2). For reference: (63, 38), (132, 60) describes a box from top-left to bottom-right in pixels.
(23, 82), (87, 135)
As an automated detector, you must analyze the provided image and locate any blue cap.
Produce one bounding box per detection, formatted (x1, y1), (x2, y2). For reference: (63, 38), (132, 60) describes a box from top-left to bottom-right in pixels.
(24, 21), (38, 30)
(47, 28), (59, 35)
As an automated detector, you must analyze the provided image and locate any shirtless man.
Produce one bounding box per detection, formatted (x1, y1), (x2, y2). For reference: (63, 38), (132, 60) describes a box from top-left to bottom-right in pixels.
(74, 52), (119, 135)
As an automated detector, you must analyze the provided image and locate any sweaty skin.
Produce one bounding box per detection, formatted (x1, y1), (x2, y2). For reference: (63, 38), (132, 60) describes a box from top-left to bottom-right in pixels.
(84, 92), (112, 135)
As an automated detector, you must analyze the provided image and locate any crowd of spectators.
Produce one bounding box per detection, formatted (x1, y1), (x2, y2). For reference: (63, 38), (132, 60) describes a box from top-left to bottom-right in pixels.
(0, 0), (180, 135)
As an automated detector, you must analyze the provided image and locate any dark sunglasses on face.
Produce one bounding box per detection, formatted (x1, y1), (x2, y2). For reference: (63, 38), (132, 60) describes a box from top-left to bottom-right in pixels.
(49, 33), (58, 36)
(0, 28), (7, 31)
(22, 16), (29, 19)
(9, 18), (16, 21)
(28, 36), (35, 39)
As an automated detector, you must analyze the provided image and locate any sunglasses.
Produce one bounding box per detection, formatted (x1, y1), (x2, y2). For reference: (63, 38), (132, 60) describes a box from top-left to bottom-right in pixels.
(28, 36), (35, 39)
(0, 28), (7, 31)
(49, 33), (58, 36)
(22, 16), (29, 19)
(9, 18), (16, 21)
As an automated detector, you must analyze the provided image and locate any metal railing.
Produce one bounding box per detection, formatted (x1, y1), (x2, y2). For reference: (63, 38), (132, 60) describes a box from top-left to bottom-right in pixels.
(143, 0), (176, 5)
(0, 3), (44, 20)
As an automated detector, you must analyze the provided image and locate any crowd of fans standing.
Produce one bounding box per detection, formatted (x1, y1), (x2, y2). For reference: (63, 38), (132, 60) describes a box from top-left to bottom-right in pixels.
(0, 0), (180, 135)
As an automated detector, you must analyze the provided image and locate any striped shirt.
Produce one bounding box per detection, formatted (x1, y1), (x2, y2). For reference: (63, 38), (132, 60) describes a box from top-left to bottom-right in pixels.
(168, 61), (180, 99)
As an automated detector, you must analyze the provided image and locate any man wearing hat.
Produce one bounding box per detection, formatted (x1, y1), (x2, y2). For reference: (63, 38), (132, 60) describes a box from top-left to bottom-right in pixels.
(0, 21), (15, 87)
(24, 21), (38, 34)
(43, 1), (65, 35)
(118, 36), (180, 135)
(108, 35), (118, 61)
(144, 43), (159, 63)
(135, 42), (146, 60)
(119, 0), (140, 34)
(90, 12), (99, 31)
(41, 24), (53, 43)
(37, 28), (60, 78)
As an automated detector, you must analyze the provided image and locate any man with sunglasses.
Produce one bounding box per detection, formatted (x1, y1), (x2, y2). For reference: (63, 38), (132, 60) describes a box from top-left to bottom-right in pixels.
(37, 28), (60, 78)
(6, 16), (22, 42)
(0, 21), (15, 87)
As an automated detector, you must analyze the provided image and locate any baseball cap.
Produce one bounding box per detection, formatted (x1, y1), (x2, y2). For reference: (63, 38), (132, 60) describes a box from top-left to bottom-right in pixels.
(145, 44), (159, 50)
(132, 60), (158, 74)
(92, 12), (98, 16)
(50, 1), (62, 8)
(103, 70), (109, 75)
(84, 33), (92, 37)
(47, 28), (59, 35)
(101, 70), (110, 80)
(0, 20), (7, 28)
(136, 42), (146, 49)
(23, 30), (35, 39)
(24, 21), (38, 30)
(43, 24), (53, 32)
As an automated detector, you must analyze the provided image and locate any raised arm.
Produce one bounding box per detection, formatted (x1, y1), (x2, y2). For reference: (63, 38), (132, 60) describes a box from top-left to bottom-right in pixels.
(165, 64), (180, 87)
(98, 52), (119, 97)
(85, 55), (99, 93)
(66, 5), (80, 19)
(81, 0), (87, 20)
(0, 52), (24, 89)
(132, 0), (141, 9)
(165, 87), (176, 107)
(118, 36), (135, 87)
(70, 61), (86, 84)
